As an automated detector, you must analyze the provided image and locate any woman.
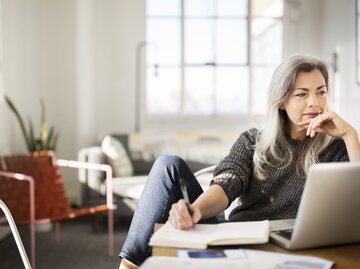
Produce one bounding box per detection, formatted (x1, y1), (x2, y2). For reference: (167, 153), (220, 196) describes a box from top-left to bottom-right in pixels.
(119, 55), (360, 268)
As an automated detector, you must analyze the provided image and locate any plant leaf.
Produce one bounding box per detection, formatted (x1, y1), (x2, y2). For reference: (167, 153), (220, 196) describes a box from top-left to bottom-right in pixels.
(40, 98), (46, 123)
(4, 95), (31, 151)
(50, 131), (60, 151)
(28, 117), (36, 151)
(45, 126), (55, 149)
(40, 122), (48, 149)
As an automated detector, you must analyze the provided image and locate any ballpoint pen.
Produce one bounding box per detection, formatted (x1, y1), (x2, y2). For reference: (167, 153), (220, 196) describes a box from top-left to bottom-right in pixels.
(179, 177), (193, 216)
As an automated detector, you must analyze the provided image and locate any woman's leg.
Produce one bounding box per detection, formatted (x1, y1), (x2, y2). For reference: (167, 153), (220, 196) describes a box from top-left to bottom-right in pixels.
(119, 154), (217, 266)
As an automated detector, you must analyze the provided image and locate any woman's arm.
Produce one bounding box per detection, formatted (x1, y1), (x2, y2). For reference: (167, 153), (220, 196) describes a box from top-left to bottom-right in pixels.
(300, 111), (360, 161)
(169, 129), (257, 230)
(193, 184), (229, 219)
(341, 128), (360, 161)
(168, 184), (228, 230)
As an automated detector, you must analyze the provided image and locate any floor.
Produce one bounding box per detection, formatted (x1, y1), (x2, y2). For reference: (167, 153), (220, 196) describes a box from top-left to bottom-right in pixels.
(0, 214), (131, 269)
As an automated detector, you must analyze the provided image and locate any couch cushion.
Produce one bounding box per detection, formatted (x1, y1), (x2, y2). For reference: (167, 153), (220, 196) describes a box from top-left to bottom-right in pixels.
(101, 135), (134, 177)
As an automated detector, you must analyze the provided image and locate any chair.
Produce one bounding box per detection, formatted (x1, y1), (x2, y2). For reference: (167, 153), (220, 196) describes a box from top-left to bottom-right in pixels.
(0, 151), (116, 269)
(0, 198), (33, 269)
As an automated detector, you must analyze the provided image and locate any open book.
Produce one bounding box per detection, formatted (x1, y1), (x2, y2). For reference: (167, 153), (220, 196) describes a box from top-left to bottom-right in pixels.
(149, 220), (270, 249)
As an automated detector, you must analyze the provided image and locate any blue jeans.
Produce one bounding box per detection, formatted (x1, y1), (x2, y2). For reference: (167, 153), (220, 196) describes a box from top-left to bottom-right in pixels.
(119, 154), (219, 265)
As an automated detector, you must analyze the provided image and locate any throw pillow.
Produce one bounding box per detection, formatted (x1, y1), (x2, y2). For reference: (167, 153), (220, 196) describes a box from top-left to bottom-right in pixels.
(101, 135), (134, 177)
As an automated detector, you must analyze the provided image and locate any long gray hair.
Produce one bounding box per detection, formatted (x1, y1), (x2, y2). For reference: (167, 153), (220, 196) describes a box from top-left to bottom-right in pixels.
(253, 55), (333, 180)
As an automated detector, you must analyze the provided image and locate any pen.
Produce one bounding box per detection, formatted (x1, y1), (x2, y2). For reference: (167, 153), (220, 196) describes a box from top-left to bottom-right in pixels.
(179, 177), (193, 216)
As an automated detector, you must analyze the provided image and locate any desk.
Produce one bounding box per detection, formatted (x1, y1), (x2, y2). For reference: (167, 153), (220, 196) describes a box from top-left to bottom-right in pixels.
(152, 224), (360, 269)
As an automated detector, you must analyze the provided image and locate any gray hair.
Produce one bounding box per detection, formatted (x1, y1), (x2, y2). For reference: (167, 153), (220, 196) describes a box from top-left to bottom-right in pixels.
(253, 55), (332, 179)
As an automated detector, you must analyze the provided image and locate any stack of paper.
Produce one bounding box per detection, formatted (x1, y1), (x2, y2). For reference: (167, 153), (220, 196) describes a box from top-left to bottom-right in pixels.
(140, 249), (334, 269)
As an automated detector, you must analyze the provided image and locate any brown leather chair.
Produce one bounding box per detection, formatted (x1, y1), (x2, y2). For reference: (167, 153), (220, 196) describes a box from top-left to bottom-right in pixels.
(0, 151), (116, 269)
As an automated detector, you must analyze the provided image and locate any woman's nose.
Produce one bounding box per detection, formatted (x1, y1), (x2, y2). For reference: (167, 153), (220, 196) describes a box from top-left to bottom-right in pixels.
(307, 94), (319, 107)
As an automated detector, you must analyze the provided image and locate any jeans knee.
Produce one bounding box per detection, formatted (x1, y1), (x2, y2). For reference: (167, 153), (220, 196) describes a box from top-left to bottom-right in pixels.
(149, 154), (187, 183)
(154, 154), (185, 169)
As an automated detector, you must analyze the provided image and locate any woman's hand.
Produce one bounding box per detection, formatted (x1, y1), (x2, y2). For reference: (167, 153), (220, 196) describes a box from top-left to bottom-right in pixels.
(168, 199), (202, 230)
(299, 111), (355, 139)
(299, 111), (360, 161)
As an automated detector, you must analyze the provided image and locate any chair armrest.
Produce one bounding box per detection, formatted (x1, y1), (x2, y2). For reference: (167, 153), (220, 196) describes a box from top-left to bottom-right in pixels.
(194, 165), (217, 177)
(56, 160), (115, 210)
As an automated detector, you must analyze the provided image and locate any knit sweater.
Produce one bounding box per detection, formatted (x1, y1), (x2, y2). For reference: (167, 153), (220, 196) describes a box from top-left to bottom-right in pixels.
(211, 128), (349, 222)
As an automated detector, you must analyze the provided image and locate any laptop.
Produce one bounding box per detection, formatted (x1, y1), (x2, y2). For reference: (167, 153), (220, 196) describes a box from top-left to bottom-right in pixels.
(269, 162), (360, 250)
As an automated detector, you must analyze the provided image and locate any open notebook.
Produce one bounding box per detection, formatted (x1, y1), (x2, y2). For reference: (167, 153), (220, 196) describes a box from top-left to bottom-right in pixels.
(149, 220), (270, 249)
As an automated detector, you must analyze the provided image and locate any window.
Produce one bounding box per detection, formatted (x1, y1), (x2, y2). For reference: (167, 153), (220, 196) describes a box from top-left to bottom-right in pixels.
(145, 0), (283, 117)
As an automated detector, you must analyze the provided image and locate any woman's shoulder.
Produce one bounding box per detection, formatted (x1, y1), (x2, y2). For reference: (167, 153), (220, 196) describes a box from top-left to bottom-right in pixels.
(235, 128), (259, 145)
(240, 128), (259, 139)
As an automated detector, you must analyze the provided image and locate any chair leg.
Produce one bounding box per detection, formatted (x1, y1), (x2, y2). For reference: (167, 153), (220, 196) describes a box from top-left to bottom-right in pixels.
(55, 222), (61, 241)
(30, 221), (35, 269)
(108, 209), (114, 256)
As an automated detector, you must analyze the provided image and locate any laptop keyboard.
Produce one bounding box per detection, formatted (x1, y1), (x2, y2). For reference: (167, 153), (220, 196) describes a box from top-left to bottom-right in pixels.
(270, 219), (296, 231)
(274, 229), (293, 240)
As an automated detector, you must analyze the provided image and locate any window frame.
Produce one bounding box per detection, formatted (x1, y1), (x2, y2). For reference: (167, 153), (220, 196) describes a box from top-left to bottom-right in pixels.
(143, 0), (283, 124)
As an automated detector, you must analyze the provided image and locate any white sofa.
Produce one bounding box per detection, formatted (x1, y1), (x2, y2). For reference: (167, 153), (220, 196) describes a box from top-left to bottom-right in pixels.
(78, 146), (239, 219)
(77, 145), (215, 211)
(78, 131), (240, 217)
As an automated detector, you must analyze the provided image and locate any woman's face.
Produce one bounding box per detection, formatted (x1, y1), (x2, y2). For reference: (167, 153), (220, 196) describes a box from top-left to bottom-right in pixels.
(281, 68), (328, 140)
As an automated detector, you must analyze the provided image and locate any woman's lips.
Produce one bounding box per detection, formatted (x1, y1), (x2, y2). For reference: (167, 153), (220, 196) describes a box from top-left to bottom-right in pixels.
(303, 112), (320, 118)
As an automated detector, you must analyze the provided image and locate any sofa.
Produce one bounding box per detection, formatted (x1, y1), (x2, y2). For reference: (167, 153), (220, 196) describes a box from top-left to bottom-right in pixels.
(78, 131), (241, 218)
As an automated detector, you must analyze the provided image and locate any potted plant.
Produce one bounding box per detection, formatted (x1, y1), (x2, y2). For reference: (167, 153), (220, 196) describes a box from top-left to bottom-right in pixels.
(4, 95), (59, 152)
(5, 95), (60, 232)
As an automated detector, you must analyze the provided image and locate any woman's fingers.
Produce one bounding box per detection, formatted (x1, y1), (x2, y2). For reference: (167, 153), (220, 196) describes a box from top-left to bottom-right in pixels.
(168, 199), (198, 230)
(299, 112), (339, 138)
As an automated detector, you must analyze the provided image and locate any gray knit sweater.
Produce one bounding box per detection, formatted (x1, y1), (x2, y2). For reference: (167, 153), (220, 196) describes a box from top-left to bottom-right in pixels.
(211, 128), (349, 222)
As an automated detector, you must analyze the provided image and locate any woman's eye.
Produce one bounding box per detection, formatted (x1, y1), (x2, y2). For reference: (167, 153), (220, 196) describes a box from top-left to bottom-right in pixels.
(295, 93), (306, 97)
(318, 91), (327, 96)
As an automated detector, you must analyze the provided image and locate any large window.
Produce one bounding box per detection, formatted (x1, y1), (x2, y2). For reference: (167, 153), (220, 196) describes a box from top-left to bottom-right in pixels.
(145, 0), (283, 117)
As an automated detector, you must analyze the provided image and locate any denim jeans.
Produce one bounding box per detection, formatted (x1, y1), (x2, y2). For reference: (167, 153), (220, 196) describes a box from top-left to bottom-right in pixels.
(119, 154), (219, 265)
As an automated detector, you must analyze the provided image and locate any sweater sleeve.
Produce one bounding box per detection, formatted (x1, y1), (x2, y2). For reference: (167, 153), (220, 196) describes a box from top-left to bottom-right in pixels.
(210, 128), (257, 206)
(322, 138), (349, 162)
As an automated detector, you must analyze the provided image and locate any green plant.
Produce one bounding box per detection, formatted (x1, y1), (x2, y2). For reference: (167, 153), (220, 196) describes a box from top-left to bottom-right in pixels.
(5, 95), (59, 152)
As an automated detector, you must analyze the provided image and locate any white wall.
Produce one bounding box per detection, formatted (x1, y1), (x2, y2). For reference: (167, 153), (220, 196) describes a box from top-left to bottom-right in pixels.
(283, 0), (324, 57)
(0, 0), (359, 202)
(321, 0), (360, 131)
(0, 0), (145, 202)
(1, 0), (40, 154)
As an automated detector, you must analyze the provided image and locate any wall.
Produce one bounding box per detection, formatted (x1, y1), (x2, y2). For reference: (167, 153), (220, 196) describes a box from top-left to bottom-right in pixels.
(322, 0), (360, 131)
(0, 0), (145, 202)
(0, 0), (358, 203)
(1, 0), (40, 154)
